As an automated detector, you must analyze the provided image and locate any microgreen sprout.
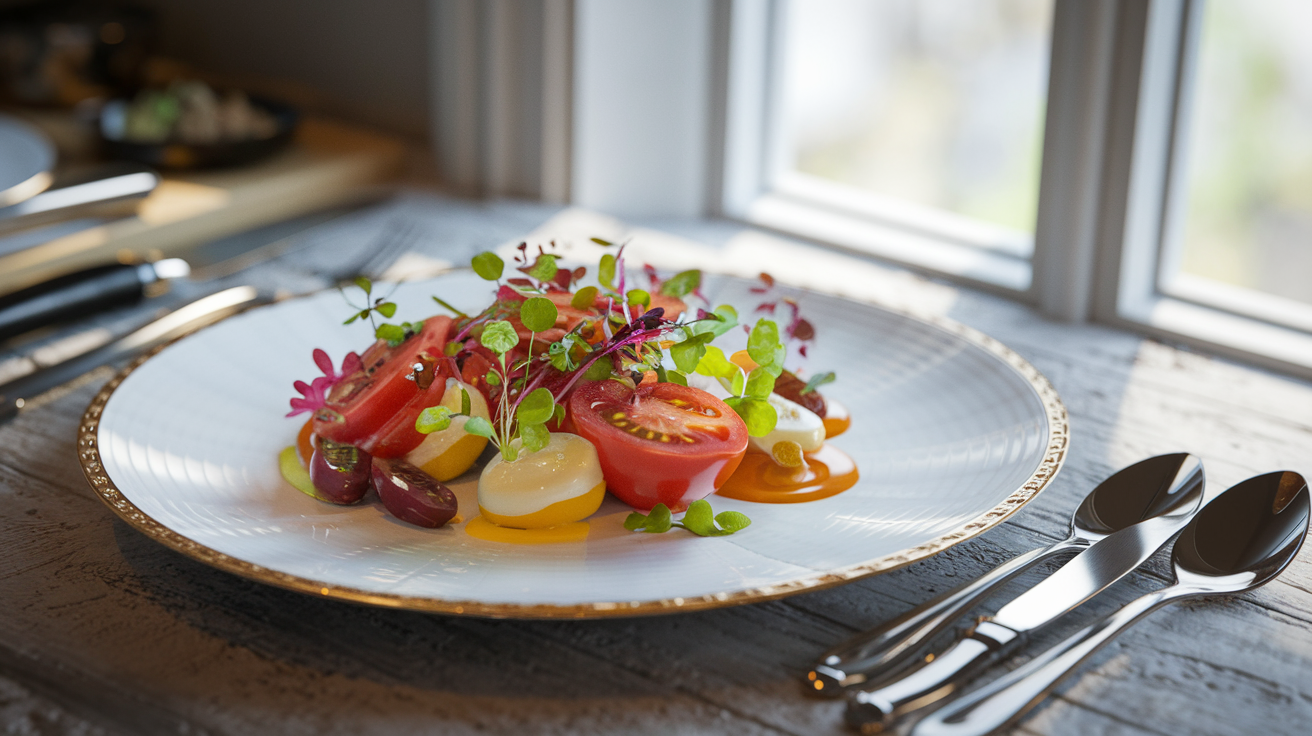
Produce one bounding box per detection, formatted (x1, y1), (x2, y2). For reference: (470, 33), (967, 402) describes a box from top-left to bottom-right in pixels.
(624, 499), (751, 537)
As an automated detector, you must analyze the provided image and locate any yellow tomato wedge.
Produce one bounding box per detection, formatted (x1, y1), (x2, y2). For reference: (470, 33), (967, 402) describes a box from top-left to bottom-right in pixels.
(404, 378), (491, 481)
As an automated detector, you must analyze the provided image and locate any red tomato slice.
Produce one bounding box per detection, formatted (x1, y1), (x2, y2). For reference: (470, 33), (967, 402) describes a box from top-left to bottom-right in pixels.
(313, 316), (453, 455)
(567, 380), (747, 512)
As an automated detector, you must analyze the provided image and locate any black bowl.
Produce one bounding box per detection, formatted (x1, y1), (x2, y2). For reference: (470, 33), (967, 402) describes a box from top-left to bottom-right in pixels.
(99, 96), (298, 170)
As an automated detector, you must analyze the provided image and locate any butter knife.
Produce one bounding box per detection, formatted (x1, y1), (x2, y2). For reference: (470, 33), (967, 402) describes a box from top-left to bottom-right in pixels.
(844, 472), (1205, 732)
(0, 286), (269, 424)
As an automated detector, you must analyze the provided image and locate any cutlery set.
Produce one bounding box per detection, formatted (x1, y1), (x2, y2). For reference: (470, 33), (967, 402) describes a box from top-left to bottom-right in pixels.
(806, 455), (1310, 735)
(0, 206), (417, 424)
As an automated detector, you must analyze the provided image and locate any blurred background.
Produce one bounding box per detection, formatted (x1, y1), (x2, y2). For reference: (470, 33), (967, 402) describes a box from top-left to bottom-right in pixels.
(0, 0), (1309, 318)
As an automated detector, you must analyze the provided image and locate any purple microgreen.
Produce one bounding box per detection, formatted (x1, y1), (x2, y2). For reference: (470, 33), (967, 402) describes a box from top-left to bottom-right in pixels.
(800, 371), (836, 395)
(287, 349), (362, 417)
(472, 251), (504, 281)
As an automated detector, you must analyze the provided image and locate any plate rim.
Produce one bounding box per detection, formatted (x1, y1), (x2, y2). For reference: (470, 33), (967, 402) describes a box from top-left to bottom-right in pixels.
(77, 274), (1069, 620)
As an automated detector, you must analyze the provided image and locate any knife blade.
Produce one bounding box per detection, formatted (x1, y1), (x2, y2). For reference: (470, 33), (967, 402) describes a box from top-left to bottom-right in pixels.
(845, 478), (1204, 731)
(0, 202), (371, 344)
(0, 286), (268, 424)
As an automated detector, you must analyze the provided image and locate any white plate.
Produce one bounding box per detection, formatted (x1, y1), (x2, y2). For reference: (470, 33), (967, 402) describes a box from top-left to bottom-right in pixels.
(79, 271), (1067, 618)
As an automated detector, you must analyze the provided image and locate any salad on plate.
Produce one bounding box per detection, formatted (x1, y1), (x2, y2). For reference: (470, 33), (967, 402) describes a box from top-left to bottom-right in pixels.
(278, 240), (857, 542)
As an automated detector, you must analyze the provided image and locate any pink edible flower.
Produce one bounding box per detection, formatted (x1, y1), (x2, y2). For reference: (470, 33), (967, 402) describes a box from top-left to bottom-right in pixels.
(287, 348), (362, 417)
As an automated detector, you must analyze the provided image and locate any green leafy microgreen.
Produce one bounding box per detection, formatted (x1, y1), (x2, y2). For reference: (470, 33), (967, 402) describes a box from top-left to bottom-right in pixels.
(659, 269), (701, 298)
(571, 286), (598, 310)
(375, 301), (397, 319)
(696, 305), (739, 337)
(742, 371), (772, 403)
(626, 289), (651, 308)
(353, 276), (372, 293)
(375, 323), (406, 345)
(583, 358), (614, 382)
(714, 510), (752, 534)
(519, 422), (550, 453)
(590, 237), (614, 246)
(694, 346), (739, 380)
(463, 416), (494, 438)
(520, 297), (559, 333)
(664, 370), (688, 386)
(624, 503), (673, 533)
(552, 403), (567, 425)
(432, 295), (468, 318)
(444, 341), (461, 356)
(480, 320), (518, 355)
(415, 406), (454, 434)
(623, 500), (751, 536)
(598, 253), (617, 289)
(515, 387), (556, 426)
(523, 253), (559, 283)
(485, 370), (502, 386)
(724, 396), (778, 437)
(670, 331), (715, 374)
(679, 500), (717, 535)
(472, 252), (504, 281)
(801, 371), (837, 394)
(747, 319), (785, 375)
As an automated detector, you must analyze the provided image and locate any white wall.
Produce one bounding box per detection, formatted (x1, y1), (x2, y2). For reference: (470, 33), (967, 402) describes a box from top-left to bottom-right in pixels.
(572, 0), (713, 218)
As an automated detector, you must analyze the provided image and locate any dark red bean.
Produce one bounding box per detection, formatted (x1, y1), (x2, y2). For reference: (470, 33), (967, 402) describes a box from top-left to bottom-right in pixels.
(310, 439), (372, 504)
(371, 457), (459, 528)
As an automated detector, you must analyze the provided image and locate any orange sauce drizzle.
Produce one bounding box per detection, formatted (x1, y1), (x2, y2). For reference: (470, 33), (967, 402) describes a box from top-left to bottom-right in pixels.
(464, 516), (591, 544)
(716, 444), (859, 504)
(822, 400), (851, 440)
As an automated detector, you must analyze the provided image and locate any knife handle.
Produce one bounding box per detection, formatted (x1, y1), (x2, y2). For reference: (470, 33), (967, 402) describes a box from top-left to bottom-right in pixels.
(807, 537), (1084, 696)
(845, 621), (1020, 733)
(911, 589), (1175, 736)
(0, 259), (189, 343)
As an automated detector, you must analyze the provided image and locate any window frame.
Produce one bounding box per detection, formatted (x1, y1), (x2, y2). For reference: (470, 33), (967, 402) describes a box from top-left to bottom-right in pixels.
(714, 0), (1312, 380)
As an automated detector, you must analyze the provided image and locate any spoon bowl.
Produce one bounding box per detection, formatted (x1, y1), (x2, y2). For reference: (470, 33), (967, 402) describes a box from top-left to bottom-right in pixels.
(911, 471), (1309, 736)
(808, 453), (1203, 695)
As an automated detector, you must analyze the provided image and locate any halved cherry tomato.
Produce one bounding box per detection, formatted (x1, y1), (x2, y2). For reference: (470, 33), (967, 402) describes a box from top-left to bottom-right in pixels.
(566, 380), (747, 512)
(313, 316), (453, 455)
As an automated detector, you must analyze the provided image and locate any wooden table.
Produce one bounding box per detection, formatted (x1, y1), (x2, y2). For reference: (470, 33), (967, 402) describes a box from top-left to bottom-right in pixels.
(1, 195), (1308, 736)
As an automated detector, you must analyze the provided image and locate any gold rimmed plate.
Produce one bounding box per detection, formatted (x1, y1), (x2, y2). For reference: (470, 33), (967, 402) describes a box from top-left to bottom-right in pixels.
(78, 271), (1066, 619)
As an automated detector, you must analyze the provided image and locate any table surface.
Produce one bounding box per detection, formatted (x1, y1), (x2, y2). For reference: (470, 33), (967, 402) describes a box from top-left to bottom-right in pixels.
(1, 194), (1308, 736)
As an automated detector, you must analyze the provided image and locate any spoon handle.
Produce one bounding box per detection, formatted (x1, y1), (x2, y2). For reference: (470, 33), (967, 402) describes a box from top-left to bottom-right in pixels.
(807, 536), (1083, 696)
(910, 586), (1180, 736)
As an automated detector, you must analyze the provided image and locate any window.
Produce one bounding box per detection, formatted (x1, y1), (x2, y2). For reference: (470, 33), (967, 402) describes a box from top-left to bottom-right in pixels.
(715, 0), (1312, 378)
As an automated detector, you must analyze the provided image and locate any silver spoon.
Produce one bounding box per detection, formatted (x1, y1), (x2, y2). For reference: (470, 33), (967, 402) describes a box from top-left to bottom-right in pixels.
(911, 470), (1310, 736)
(807, 453), (1204, 696)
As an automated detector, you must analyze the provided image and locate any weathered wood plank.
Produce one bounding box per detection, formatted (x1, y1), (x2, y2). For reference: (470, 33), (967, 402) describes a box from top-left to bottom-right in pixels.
(2, 196), (1310, 736)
